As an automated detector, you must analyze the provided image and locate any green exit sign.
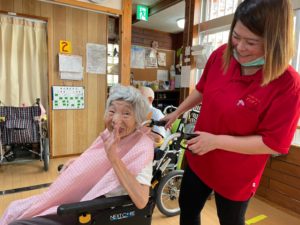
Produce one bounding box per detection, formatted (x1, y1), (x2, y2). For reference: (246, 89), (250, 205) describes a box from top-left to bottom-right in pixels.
(136, 5), (149, 21)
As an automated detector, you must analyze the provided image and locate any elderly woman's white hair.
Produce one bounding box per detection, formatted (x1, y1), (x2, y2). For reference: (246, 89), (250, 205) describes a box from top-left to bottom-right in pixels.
(105, 84), (150, 125)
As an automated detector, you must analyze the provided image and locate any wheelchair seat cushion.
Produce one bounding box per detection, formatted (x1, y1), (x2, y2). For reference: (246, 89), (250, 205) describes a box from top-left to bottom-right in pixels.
(0, 106), (41, 144)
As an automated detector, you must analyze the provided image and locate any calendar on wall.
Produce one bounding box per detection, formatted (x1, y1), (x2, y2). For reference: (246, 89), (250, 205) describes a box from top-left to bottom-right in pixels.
(52, 86), (85, 110)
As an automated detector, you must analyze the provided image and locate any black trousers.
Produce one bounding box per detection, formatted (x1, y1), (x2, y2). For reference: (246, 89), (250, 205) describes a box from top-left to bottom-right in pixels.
(179, 165), (250, 225)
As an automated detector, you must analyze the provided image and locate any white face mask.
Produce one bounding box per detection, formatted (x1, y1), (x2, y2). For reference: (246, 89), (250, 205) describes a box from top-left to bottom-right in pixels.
(233, 49), (265, 67)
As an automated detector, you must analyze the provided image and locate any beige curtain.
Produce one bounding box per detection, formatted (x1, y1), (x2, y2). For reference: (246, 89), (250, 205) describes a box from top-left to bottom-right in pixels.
(0, 15), (48, 109)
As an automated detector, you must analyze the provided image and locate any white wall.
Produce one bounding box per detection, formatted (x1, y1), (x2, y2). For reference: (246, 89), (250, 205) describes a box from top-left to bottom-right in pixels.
(292, 0), (300, 9)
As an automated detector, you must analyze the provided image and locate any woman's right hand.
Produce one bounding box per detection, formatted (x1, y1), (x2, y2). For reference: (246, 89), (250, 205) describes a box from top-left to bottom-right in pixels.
(162, 111), (179, 129)
(102, 123), (121, 163)
(162, 90), (203, 129)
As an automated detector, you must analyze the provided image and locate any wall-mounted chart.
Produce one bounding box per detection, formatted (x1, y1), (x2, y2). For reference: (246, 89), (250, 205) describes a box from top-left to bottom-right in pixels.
(52, 86), (84, 110)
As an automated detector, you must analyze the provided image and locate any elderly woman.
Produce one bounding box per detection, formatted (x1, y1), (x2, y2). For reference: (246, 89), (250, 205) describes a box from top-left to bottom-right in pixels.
(1, 85), (154, 225)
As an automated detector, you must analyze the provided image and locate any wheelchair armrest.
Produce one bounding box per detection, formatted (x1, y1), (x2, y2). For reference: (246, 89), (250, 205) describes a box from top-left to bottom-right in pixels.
(57, 195), (133, 216)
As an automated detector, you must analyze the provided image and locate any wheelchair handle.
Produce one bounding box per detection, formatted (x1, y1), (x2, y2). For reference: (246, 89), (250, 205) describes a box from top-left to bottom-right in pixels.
(150, 120), (167, 127)
(182, 133), (199, 140)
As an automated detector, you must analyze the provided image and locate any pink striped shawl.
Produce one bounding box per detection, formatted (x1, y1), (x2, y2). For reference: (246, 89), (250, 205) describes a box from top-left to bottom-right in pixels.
(0, 129), (154, 225)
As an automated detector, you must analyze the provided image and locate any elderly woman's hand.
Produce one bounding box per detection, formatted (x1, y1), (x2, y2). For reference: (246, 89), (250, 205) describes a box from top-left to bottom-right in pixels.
(102, 123), (121, 162)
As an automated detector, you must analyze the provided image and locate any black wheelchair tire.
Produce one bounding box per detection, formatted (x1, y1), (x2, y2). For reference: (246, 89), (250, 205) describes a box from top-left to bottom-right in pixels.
(155, 170), (184, 217)
(42, 138), (50, 171)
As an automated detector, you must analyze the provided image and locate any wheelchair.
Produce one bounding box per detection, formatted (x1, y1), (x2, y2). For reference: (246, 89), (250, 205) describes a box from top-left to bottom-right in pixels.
(56, 133), (183, 224)
(0, 98), (50, 171)
(56, 146), (181, 225)
(56, 109), (201, 224)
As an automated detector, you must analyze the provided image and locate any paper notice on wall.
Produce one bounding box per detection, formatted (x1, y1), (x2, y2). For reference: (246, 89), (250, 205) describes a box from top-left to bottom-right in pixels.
(185, 46), (191, 56)
(157, 52), (166, 67)
(157, 69), (168, 81)
(131, 45), (145, 69)
(59, 54), (84, 80)
(175, 75), (181, 88)
(59, 54), (83, 73)
(145, 48), (158, 68)
(191, 44), (213, 69)
(181, 65), (191, 88)
(60, 72), (83, 80)
(86, 43), (106, 74)
(194, 54), (208, 69)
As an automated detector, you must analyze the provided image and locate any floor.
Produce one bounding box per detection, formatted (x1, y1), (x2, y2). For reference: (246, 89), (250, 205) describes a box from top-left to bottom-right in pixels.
(1, 156), (300, 225)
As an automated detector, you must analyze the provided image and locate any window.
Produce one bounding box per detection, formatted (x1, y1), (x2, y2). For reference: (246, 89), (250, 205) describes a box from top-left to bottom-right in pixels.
(107, 43), (119, 86)
(195, 0), (241, 83)
(201, 0), (239, 22)
(291, 9), (300, 146)
(195, 28), (230, 82)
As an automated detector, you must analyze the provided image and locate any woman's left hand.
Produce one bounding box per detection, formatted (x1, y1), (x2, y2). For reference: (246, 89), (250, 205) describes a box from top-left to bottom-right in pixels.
(186, 131), (218, 155)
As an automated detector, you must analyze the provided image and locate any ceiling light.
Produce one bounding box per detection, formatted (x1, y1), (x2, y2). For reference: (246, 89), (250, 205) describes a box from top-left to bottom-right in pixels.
(177, 18), (185, 29)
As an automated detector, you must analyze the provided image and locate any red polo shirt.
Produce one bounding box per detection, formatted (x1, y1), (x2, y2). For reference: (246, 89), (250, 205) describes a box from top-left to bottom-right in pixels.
(186, 44), (300, 201)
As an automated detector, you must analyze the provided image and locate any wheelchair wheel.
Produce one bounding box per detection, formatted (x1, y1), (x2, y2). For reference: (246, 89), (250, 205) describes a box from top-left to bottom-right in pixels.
(156, 169), (183, 217)
(42, 138), (50, 171)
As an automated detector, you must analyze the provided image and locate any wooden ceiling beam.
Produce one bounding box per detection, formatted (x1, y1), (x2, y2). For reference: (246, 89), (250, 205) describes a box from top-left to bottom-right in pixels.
(149, 0), (183, 15)
(48, 0), (122, 15)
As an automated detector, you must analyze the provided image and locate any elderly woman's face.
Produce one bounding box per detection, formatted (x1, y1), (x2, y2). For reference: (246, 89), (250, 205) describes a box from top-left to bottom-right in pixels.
(104, 100), (137, 138)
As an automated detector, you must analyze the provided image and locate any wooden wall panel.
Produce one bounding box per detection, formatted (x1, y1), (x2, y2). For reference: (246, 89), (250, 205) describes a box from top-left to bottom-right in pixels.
(0, 0), (13, 11)
(269, 179), (300, 200)
(256, 146), (300, 214)
(259, 175), (269, 188)
(70, 8), (87, 155)
(119, 0), (132, 85)
(24, 0), (40, 15)
(276, 148), (300, 166)
(264, 167), (300, 189)
(256, 186), (300, 214)
(132, 26), (174, 50)
(49, 5), (107, 156)
(13, 0), (23, 12)
(270, 159), (300, 177)
(0, 0), (107, 157)
(86, 12), (107, 145)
